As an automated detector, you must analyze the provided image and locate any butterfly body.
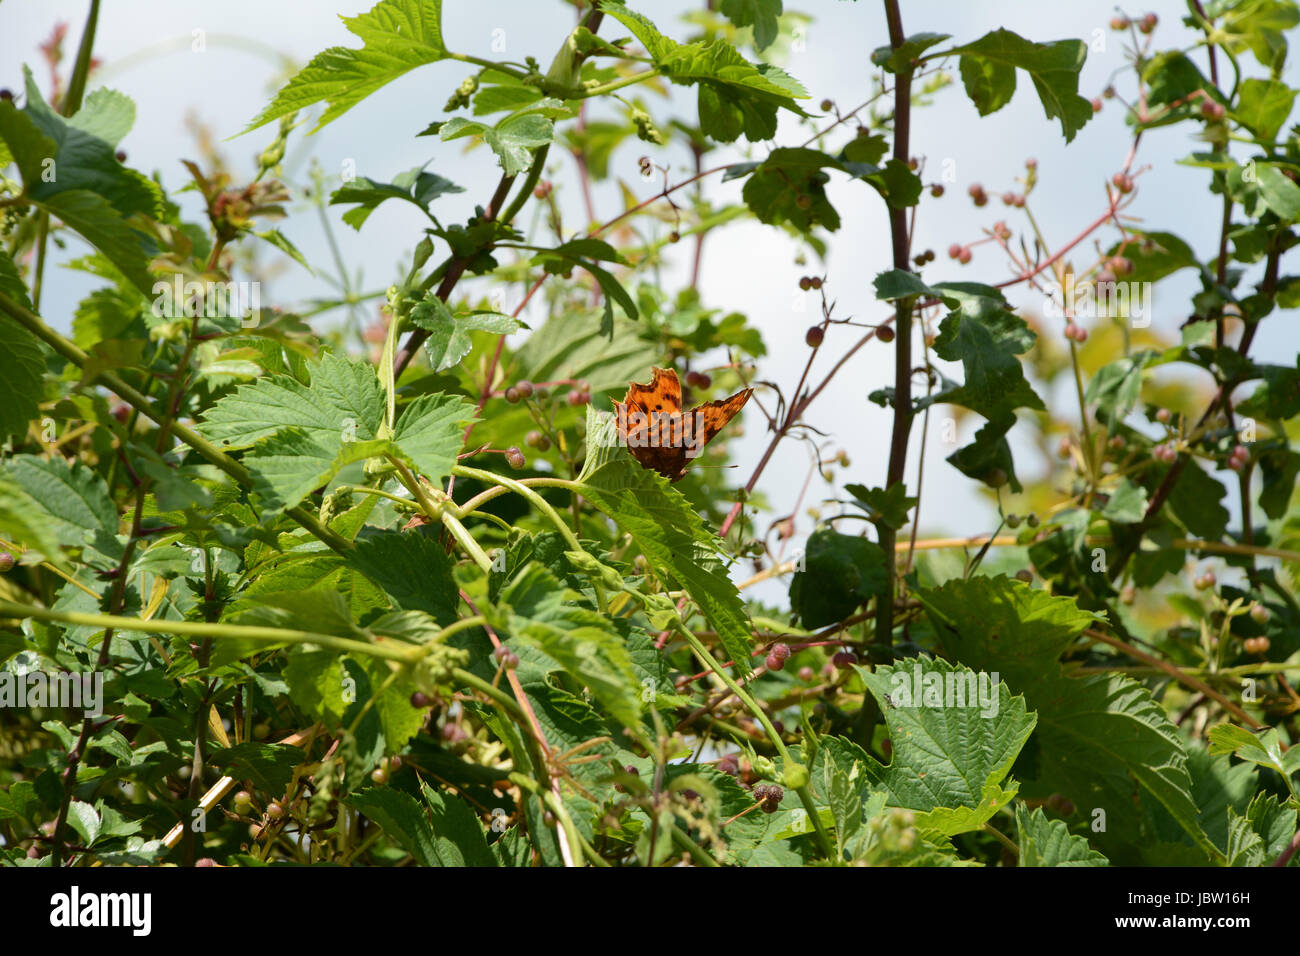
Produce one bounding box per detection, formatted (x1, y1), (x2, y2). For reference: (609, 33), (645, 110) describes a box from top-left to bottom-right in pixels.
(613, 367), (752, 482)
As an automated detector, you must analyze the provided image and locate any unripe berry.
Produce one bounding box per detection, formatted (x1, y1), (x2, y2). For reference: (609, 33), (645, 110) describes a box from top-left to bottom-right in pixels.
(505, 447), (526, 469)
(115, 150), (127, 163)
(1015, 569), (1033, 583)
(1005, 514), (1022, 529)
(1120, 584), (1136, 605)
(877, 325), (895, 343)
(1112, 172), (1134, 193)
(819, 98), (834, 112)
(371, 766), (389, 785)
(566, 389), (589, 407)
(515, 380), (534, 398)
(504, 387), (521, 404)
(805, 326), (825, 348)
(266, 802), (285, 820)
(0, 89), (12, 102)
(718, 754), (740, 776)
(765, 652), (785, 671)
(798, 666), (815, 682)
(1026, 513), (1039, 528)
(0, 552), (13, 573)
(1092, 98), (1103, 113)
(233, 790), (253, 813)
(799, 276), (813, 291)
(1096, 268), (1117, 285)
(1139, 13), (1157, 33)
(410, 690), (431, 708)
(930, 184), (944, 197)
(1250, 604), (1270, 625)
(1194, 571), (1216, 591)
(1110, 16), (1129, 29)
(1155, 407), (1172, 423)
(1057, 437), (1072, 459)
(1109, 256), (1133, 276)
(948, 243), (963, 259)
(810, 277), (823, 290)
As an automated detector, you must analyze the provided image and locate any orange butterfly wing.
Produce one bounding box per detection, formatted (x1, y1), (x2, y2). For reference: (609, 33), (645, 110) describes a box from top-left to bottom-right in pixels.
(615, 367), (751, 482)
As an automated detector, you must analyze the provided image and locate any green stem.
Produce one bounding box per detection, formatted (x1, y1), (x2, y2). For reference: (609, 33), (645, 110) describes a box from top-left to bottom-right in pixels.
(0, 599), (420, 663)
(676, 624), (835, 860)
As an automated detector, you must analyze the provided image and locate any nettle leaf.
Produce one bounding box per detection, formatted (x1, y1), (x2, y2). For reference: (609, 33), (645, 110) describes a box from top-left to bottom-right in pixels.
(0, 250), (44, 443)
(946, 30), (1092, 143)
(788, 527), (887, 629)
(243, 0), (449, 133)
(1234, 77), (1295, 143)
(719, 0), (783, 51)
(853, 658), (1036, 834)
(409, 293), (521, 371)
(1026, 672), (1213, 859)
(916, 575), (1103, 688)
(602, 0), (807, 143)
(1, 455), (119, 563)
(1226, 794), (1297, 866)
(500, 564), (644, 731)
(391, 392), (478, 485)
(331, 165), (463, 230)
(438, 100), (567, 176)
(580, 459), (754, 675)
(1015, 804), (1108, 866)
(349, 530), (459, 624)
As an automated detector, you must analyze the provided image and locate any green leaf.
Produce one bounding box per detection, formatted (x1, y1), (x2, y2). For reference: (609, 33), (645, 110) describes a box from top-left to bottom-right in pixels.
(243, 0), (449, 134)
(500, 564), (644, 731)
(719, 0), (783, 51)
(844, 482), (916, 530)
(1255, 162), (1300, 220)
(1165, 461), (1229, 540)
(944, 30), (1092, 142)
(1225, 793), (1296, 866)
(1234, 77), (1295, 142)
(409, 293), (521, 371)
(788, 528), (887, 628)
(391, 392), (477, 485)
(418, 778), (496, 865)
(198, 351), (383, 450)
(871, 33), (951, 74)
(579, 459), (754, 675)
(602, 1), (807, 144)
(65, 801), (102, 848)
(1209, 724), (1300, 785)
(1028, 672), (1213, 859)
(916, 575), (1103, 687)
(0, 250), (44, 443)
(330, 166), (463, 230)
(854, 658), (1036, 831)
(438, 100), (565, 176)
(958, 53), (1016, 116)
(741, 147), (843, 231)
(254, 229), (313, 273)
(348, 530), (460, 624)
(248, 431), (391, 512)
(1, 454), (119, 558)
(67, 87), (137, 147)
(208, 743), (304, 793)
(1101, 476), (1149, 524)
(1015, 804), (1108, 866)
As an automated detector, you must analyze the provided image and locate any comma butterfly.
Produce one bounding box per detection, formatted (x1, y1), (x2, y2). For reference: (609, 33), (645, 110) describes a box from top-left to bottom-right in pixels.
(613, 367), (753, 482)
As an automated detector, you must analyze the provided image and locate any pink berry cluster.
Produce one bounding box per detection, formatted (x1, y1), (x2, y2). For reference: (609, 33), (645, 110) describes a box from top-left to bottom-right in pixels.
(1225, 443), (1250, 471)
